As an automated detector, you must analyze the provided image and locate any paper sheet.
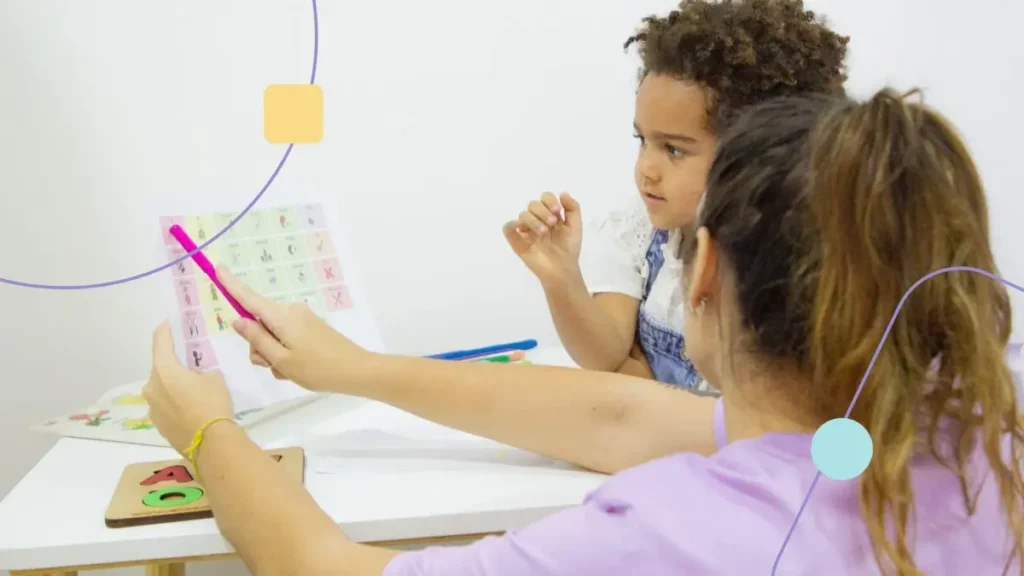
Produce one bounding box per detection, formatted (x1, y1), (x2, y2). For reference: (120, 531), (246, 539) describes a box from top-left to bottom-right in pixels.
(298, 401), (582, 474)
(156, 198), (385, 413)
(31, 380), (307, 447)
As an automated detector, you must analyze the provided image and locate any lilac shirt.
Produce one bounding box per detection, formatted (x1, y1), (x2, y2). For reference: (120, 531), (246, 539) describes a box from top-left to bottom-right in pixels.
(384, 398), (1018, 575)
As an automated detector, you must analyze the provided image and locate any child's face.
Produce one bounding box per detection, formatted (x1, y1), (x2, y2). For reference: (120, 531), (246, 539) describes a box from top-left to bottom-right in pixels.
(633, 74), (716, 231)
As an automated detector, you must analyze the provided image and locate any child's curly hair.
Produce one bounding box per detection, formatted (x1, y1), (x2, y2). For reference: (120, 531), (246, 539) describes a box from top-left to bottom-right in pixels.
(625, 0), (849, 132)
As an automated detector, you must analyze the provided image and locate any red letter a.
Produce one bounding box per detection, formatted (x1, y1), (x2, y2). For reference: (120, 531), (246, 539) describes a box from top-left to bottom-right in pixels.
(141, 465), (194, 486)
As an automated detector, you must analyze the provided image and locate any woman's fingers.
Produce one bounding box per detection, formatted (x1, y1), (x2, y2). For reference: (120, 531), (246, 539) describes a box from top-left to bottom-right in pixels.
(233, 318), (289, 366)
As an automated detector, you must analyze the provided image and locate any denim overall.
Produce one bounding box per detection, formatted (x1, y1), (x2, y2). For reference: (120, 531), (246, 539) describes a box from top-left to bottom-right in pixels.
(636, 230), (704, 389)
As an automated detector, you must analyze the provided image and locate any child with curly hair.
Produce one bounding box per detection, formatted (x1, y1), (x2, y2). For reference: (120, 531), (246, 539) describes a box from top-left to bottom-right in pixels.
(504, 0), (848, 391)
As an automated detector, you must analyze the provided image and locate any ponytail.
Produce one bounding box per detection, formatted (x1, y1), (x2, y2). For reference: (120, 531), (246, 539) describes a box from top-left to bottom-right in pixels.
(805, 89), (1024, 574)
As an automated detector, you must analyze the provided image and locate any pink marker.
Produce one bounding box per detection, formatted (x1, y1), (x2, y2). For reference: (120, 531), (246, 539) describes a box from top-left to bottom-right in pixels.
(168, 225), (257, 321)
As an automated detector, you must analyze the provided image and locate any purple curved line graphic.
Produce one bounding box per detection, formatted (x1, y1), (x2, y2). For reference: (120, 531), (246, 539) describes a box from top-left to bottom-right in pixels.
(771, 266), (1024, 573)
(0, 0), (319, 290)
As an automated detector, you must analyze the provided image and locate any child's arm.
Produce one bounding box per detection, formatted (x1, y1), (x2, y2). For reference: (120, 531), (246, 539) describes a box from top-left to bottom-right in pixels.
(616, 341), (655, 379)
(541, 274), (640, 372)
(504, 194), (647, 372)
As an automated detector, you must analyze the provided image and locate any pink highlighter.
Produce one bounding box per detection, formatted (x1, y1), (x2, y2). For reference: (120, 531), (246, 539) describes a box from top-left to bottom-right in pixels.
(168, 224), (257, 321)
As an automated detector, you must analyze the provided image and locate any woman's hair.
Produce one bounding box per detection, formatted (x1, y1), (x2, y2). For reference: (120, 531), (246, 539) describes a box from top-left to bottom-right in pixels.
(625, 0), (849, 133)
(683, 90), (1024, 573)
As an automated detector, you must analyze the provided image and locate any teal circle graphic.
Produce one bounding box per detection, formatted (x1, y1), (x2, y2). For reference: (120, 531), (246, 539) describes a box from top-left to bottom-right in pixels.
(810, 418), (873, 481)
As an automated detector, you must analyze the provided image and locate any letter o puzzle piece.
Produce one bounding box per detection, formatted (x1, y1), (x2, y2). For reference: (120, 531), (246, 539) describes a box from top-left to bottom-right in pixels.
(143, 487), (205, 509)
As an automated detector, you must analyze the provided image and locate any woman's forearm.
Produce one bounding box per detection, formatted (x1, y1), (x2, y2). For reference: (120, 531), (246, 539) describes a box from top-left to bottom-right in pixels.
(338, 355), (718, 474)
(196, 421), (399, 575)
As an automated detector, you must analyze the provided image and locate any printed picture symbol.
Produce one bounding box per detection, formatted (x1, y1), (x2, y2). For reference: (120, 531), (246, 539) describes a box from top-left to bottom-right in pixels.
(231, 250), (240, 266)
(307, 214), (315, 225)
(192, 349), (204, 368)
(183, 286), (192, 307)
(331, 291), (344, 307)
(297, 271), (306, 283)
(197, 226), (207, 241)
(188, 316), (199, 337)
(210, 283), (219, 302)
(70, 410), (110, 427)
(216, 313), (225, 332)
(113, 394), (146, 406)
(316, 238), (324, 253)
(122, 417), (154, 431)
(287, 243), (297, 256)
(260, 248), (272, 263)
(324, 264), (336, 280)
(269, 275), (278, 287)
(279, 215), (287, 228)
(177, 261), (186, 274)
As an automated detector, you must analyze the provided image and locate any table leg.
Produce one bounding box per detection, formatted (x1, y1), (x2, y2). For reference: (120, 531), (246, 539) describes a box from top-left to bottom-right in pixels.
(145, 563), (185, 576)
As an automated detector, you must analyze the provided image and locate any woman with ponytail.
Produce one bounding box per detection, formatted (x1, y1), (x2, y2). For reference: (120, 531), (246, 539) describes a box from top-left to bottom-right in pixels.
(139, 90), (1023, 574)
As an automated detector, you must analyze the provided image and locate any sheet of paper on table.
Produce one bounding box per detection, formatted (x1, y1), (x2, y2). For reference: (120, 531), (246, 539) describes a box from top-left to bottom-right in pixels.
(299, 400), (591, 476)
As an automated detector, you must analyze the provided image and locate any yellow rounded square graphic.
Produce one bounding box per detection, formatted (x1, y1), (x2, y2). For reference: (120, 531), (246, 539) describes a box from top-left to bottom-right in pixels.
(264, 84), (323, 144)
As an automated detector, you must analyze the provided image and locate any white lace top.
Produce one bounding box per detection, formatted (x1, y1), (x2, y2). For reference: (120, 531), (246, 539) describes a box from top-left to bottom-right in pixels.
(579, 200), (686, 334)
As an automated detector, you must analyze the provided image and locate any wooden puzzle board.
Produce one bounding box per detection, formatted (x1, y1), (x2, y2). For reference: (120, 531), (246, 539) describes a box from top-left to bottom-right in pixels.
(158, 200), (385, 413)
(105, 446), (304, 528)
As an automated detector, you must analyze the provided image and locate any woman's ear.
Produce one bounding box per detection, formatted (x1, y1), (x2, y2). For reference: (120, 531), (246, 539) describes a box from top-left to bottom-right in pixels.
(686, 227), (718, 310)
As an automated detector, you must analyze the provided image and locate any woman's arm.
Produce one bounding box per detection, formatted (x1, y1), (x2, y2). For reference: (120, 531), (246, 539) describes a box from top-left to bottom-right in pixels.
(196, 420), (398, 576)
(142, 324), (396, 576)
(221, 269), (718, 474)
(338, 354), (717, 474)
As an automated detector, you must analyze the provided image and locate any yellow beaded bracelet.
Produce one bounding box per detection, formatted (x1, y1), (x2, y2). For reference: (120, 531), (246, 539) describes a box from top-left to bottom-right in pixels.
(183, 416), (236, 482)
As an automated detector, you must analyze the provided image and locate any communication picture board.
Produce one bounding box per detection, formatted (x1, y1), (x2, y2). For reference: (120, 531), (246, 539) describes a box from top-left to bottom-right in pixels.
(157, 199), (385, 414)
(104, 446), (305, 528)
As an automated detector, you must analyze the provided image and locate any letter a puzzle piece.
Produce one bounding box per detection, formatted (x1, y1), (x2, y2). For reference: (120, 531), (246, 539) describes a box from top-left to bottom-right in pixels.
(140, 465), (194, 486)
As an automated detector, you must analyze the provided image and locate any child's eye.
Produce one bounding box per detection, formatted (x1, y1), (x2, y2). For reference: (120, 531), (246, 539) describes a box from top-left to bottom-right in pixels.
(633, 133), (645, 147)
(666, 144), (685, 158)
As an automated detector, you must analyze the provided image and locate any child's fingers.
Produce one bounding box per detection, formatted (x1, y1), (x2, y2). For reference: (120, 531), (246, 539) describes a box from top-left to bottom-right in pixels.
(527, 200), (557, 227)
(503, 220), (535, 253)
(559, 192), (582, 227)
(518, 210), (548, 235)
(540, 192), (562, 217)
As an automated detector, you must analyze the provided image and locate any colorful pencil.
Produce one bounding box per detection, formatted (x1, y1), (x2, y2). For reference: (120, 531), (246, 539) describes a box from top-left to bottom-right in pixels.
(427, 339), (537, 361)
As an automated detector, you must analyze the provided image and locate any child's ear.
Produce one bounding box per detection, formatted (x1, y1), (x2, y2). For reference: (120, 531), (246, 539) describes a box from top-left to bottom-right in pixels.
(686, 227), (718, 308)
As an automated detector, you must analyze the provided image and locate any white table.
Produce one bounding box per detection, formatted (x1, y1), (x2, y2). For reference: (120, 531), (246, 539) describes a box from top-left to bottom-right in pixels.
(0, 348), (604, 575)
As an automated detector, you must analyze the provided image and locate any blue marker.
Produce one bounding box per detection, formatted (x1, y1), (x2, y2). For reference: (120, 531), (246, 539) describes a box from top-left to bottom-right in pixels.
(428, 339), (538, 361)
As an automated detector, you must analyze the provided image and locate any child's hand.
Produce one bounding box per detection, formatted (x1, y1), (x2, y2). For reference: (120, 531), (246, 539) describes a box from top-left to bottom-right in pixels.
(217, 267), (376, 393)
(503, 192), (584, 286)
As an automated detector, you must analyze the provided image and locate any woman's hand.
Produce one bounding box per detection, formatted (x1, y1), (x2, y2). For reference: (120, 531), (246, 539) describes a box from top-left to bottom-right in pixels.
(143, 322), (235, 454)
(217, 266), (376, 393)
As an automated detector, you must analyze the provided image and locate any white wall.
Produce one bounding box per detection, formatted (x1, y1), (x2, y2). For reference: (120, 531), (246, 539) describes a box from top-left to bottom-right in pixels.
(0, 1), (1021, 574)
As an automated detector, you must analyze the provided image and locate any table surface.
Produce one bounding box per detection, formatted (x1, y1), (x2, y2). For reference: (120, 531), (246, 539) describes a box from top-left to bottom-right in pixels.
(0, 347), (605, 572)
